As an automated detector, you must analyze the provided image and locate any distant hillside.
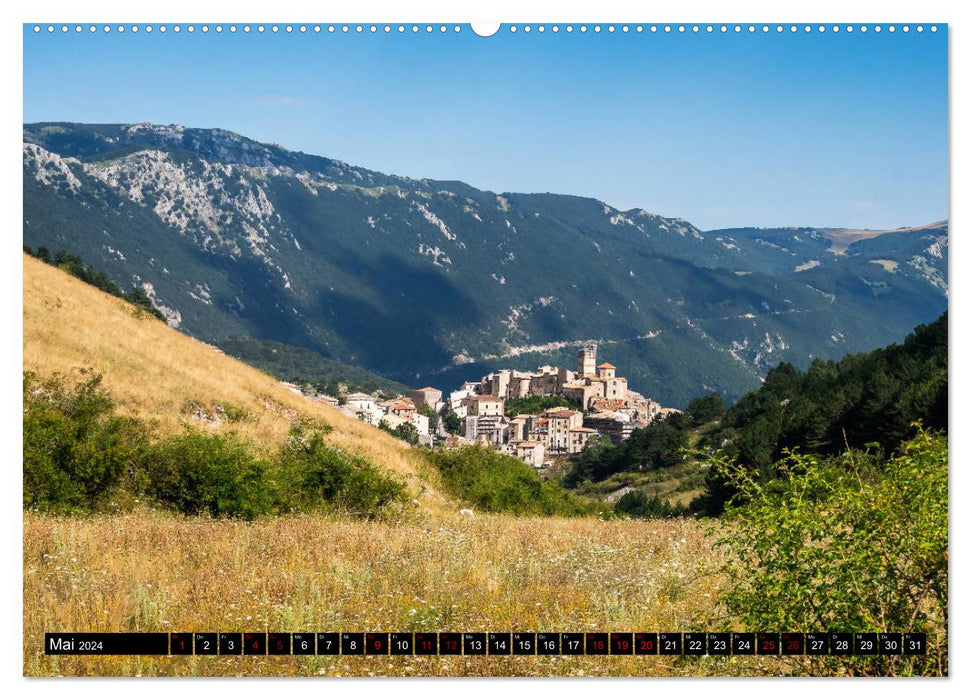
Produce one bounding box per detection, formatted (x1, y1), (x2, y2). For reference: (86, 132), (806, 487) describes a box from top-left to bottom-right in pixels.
(24, 122), (948, 407)
(218, 338), (412, 397)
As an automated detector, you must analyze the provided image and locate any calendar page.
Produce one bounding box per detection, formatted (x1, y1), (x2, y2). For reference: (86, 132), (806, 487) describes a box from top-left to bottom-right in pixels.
(22, 15), (948, 679)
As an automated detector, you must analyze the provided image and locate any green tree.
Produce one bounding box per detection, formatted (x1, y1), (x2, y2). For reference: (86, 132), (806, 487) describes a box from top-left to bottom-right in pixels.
(423, 445), (591, 516)
(379, 419), (420, 446)
(442, 411), (461, 435)
(563, 434), (617, 487)
(686, 392), (725, 425)
(504, 394), (580, 417)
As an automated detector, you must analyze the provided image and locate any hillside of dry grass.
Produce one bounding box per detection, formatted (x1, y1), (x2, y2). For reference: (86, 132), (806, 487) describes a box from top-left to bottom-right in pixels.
(22, 253), (447, 511)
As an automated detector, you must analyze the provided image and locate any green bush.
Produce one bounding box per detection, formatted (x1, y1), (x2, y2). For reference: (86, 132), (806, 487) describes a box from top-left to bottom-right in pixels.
(563, 417), (688, 485)
(685, 392), (725, 426)
(614, 490), (687, 519)
(424, 445), (591, 516)
(143, 430), (275, 519)
(442, 411), (461, 434)
(279, 424), (406, 518)
(23, 371), (147, 512)
(710, 430), (947, 675)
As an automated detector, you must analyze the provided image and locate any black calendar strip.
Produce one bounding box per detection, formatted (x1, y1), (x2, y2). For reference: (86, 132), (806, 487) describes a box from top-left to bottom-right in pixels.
(44, 632), (927, 656)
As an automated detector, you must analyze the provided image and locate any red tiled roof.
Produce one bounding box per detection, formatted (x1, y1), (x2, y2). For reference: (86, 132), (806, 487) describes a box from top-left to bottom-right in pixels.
(597, 362), (616, 369)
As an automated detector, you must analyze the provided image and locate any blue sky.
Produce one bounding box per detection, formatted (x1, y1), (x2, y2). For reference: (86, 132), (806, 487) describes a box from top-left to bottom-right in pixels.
(23, 24), (948, 230)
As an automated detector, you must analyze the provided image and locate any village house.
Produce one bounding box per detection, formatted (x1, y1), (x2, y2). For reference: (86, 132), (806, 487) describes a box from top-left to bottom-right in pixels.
(384, 397), (418, 418)
(412, 386), (443, 411)
(345, 392), (383, 425)
(465, 395), (504, 417)
(464, 414), (508, 445)
(542, 406), (584, 454)
(508, 414), (531, 442)
(514, 440), (546, 468)
(583, 411), (635, 444)
(567, 426), (599, 454)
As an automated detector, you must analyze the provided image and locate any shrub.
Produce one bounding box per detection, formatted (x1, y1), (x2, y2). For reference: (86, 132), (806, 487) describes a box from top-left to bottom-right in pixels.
(23, 372), (147, 512)
(710, 430), (947, 675)
(614, 490), (687, 519)
(425, 445), (591, 516)
(279, 424), (406, 518)
(142, 430), (275, 519)
(442, 411), (461, 435)
(685, 392), (725, 426)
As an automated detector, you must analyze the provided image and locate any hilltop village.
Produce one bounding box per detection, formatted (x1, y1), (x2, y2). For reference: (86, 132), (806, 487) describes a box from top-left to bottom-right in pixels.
(285, 344), (679, 469)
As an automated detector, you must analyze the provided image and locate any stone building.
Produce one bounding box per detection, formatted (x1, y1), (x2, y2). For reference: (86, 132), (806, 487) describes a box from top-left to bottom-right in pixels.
(514, 441), (546, 468)
(464, 414), (508, 445)
(583, 411), (635, 444)
(567, 426), (599, 454)
(542, 406), (585, 454)
(412, 386), (442, 411)
(577, 343), (598, 377)
(465, 395), (505, 417)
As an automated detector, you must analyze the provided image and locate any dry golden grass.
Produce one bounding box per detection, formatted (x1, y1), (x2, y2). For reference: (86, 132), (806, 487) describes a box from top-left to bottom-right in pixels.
(22, 511), (763, 677)
(23, 255), (763, 676)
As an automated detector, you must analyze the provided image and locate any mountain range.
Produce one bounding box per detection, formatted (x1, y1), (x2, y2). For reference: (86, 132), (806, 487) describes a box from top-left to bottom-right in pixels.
(22, 122), (948, 407)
